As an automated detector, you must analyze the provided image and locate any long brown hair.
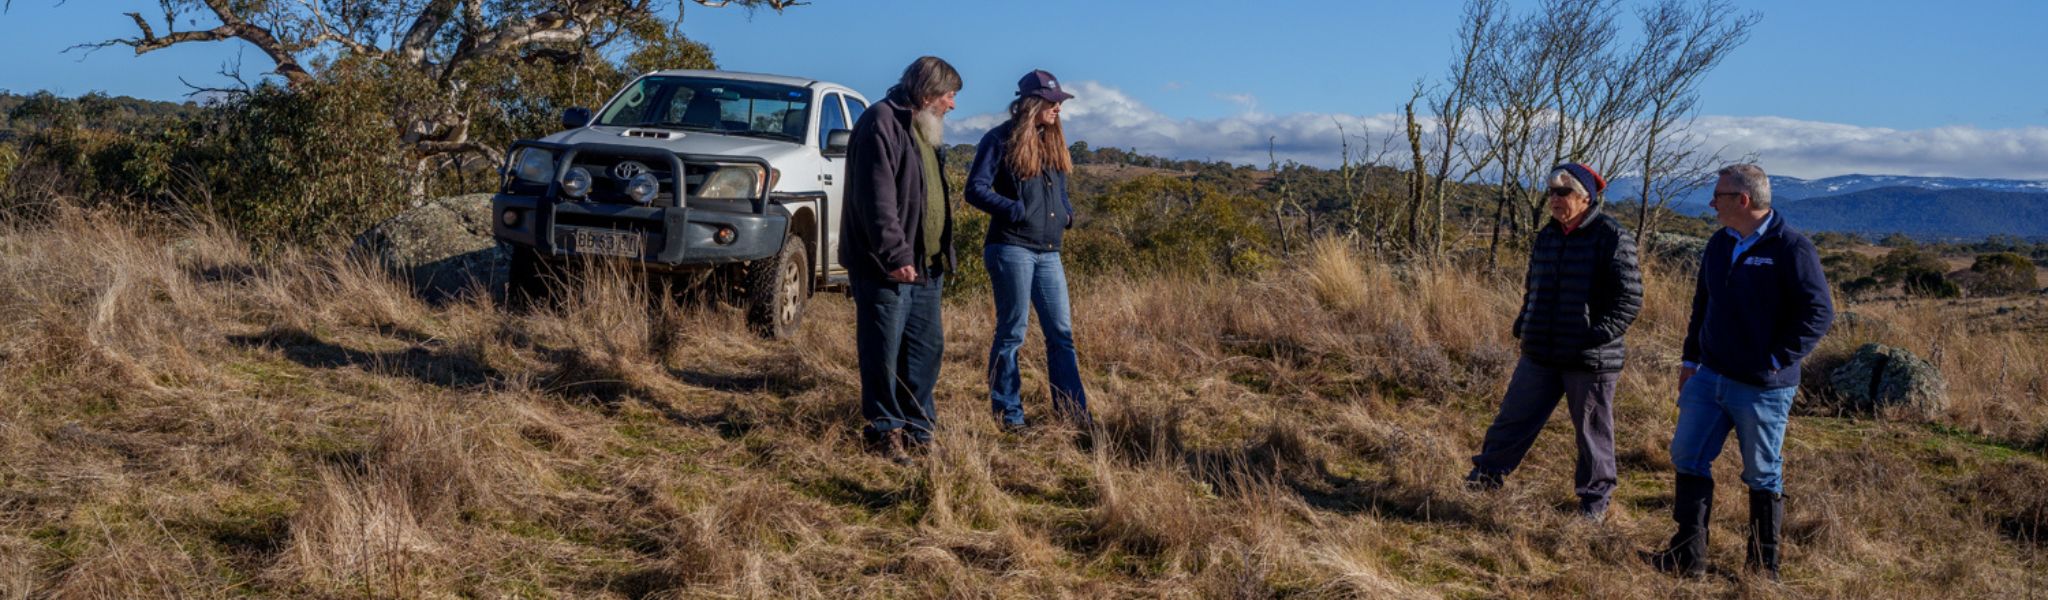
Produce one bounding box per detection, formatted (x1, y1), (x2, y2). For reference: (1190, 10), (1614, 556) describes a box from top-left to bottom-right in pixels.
(1003, 95), (1072, 180)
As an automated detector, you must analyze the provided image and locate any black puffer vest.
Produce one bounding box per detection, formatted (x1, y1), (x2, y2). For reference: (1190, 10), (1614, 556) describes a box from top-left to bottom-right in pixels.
(1513, 204), (1645, 373)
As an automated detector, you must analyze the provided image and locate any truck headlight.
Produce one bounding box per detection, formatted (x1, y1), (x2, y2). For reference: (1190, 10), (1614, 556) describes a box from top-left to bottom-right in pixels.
(624, 172), (659, 205)
(561, 167), (593, 198)
(696, 164), (767, 200)
(512, 148), (555, 184)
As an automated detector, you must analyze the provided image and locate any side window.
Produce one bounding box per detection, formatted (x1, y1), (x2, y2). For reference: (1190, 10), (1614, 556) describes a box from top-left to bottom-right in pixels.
(845, 97), (866, 124)
(817, 92), (847, 151)
(600, 79), (655, 124)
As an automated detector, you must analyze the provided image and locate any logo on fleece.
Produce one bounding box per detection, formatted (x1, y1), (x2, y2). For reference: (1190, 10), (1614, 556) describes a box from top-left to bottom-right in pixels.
(1743, 256), (1775, 266)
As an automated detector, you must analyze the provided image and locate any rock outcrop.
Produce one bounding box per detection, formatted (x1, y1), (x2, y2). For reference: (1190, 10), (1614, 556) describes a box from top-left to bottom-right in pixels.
(1827, 343), (1947, 420)
(350, 194), (504, 302)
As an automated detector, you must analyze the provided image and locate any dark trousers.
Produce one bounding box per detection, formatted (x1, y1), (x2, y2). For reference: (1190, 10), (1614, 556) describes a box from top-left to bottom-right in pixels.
(851, 273), (945, 443)
(1471, 356), (1619, 511)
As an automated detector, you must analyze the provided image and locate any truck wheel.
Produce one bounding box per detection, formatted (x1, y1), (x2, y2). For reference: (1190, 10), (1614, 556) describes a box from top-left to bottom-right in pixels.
(506, 244), (558, 310)
(745, 237), (809, 339)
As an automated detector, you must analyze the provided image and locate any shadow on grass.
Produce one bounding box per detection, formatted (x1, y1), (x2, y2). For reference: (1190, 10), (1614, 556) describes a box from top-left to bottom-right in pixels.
(228, 326), (495, 389)
(801, 475), (910, 513)
(1094, 403), (1487, 528)
(1288, 473), (1484, 527)
(668, 363), (815, 397)
(188, 261), (272, 285)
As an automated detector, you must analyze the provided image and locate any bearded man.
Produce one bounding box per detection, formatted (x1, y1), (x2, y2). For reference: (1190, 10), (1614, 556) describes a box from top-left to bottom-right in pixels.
(838, 56), (963, 464)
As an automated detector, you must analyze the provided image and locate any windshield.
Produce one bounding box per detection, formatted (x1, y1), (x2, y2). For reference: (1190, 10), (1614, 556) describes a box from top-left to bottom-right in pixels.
(596, 76), (811, 142)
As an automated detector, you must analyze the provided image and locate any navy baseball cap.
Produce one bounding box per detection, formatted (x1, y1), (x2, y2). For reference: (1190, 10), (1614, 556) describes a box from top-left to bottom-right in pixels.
(1016, 69), (1075, 102)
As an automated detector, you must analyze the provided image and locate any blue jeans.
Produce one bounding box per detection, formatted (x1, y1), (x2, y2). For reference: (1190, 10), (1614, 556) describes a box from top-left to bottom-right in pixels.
(983, 243), (1088, 425)
(851, 274), (945, 443)
(1669, 366), (1795, 493)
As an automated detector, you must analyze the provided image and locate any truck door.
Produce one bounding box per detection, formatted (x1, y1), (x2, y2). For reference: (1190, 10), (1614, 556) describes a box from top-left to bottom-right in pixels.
(816, 92), (852, 274)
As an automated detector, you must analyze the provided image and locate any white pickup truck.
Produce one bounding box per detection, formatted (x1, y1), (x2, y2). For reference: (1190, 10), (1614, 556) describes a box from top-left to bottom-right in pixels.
(491, 70), (868, 338)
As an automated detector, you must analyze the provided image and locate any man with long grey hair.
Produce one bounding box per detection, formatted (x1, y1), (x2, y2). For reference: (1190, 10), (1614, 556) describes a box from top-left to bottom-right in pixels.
(839, 56), (962, 464)
(1465, 162), (1643, 523)
(1644, 163), (1833, 581)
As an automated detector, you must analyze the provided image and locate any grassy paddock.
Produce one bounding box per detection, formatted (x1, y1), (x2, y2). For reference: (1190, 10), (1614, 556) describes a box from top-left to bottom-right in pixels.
(1, 207), (2043, 598)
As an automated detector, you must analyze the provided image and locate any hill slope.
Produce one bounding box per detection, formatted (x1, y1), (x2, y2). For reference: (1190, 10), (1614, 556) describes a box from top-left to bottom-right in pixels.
(1607, 174), (2048, 210)
(1778, 186), (2048, 239)
(1, 210), (2044, 597)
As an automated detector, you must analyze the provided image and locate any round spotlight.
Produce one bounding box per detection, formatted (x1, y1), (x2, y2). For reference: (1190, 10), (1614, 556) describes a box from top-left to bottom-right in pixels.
(500, 209), (521, 228)
(625, 172), (659, 205)
(713, 226), (736, 245)
(560, 167), (592, 198)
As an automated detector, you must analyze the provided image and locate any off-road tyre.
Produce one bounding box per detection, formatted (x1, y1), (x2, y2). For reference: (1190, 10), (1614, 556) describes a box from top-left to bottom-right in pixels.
(744, 236), (809, 339)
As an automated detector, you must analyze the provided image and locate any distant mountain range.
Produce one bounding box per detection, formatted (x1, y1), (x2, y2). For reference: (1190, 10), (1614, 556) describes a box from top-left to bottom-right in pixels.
(1774, 187), (2048, 240)
(1605, 173), (2048, 208)
(1604, 174), (2048, 240)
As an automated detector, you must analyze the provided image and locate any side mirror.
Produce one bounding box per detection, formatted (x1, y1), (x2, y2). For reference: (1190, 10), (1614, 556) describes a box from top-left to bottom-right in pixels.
(561, 107), (593, 129)
(824, 129), (852, 156)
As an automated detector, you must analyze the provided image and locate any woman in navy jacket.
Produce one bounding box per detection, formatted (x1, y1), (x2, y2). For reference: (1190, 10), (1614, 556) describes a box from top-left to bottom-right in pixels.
(966, 70), (1089, 431)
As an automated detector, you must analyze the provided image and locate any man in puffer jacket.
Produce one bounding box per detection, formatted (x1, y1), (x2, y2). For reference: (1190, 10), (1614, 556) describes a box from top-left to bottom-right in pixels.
(1466, 163), (1644, 523)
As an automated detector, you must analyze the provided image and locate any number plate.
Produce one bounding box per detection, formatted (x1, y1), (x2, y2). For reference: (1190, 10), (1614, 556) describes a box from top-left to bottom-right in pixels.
(561, 227), (640, 258)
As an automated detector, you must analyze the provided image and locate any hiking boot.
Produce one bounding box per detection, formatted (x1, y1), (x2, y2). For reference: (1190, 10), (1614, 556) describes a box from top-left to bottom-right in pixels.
(1464, 469), (1506, 492)
(1577, 501), (1608, 524)
(867, 429), (912, 465)
(1746, 489), (1784, 581)
(1644, 473), (1713, 578)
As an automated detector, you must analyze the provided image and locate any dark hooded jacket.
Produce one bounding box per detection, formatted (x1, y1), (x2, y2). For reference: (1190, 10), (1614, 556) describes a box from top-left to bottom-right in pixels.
(1513, 202), (1645, 373)
(837, 94), (955, 282)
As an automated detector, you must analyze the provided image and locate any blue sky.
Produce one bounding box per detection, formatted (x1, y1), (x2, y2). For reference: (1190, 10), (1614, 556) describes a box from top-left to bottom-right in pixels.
(3, 0), (2045, 178)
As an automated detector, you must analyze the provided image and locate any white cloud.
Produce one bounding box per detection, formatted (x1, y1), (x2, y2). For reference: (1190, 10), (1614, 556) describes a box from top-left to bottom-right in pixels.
(1213, 92), (1260, 113)
(1692, 115), (2048, 181)
(949, 81), (1406, 168)
(948, 81), (2048, 181)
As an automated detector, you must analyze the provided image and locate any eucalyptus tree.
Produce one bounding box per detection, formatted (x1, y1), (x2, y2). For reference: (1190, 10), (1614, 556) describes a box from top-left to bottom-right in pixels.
(72, 0), (804, 197)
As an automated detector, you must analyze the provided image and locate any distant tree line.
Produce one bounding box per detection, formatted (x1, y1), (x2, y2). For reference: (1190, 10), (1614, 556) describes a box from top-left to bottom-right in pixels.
(1824, 238), (2044, 301)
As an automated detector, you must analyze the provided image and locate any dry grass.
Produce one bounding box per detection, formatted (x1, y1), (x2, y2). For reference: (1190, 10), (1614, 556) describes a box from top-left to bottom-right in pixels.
(1, 205), (2044, 598)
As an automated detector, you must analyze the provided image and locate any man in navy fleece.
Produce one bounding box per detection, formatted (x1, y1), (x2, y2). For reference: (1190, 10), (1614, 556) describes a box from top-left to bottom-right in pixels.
(1645, 163), (1834, 581)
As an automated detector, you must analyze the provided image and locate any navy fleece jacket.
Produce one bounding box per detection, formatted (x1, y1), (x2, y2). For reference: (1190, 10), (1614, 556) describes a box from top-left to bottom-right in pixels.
(1681, 213), (1836, 389)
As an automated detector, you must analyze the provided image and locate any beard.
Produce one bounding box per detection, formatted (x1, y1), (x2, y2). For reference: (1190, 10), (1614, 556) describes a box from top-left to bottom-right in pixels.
(912, 106), (945, 145)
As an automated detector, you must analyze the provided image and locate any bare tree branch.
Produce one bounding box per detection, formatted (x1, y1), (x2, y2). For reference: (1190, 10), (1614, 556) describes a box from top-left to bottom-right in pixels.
(690, 0), (808, 9)
(295, 0), (371, 55)
(76, 2), (315, 86)
(399, 0), (461, 65)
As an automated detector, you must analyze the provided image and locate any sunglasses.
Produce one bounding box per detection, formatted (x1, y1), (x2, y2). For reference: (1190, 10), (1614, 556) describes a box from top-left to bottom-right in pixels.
(1547, 187), (1579, 198)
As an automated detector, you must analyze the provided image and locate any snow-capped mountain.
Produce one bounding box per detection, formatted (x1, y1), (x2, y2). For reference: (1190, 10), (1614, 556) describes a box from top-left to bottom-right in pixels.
(1604, 174), (2048, 208)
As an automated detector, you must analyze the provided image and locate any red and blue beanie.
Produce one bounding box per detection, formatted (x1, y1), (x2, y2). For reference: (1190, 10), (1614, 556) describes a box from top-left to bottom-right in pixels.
(1553, 163), (1607, 198)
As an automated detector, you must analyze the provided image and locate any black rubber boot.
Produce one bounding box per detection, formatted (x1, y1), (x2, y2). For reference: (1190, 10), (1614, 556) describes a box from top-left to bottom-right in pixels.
(1644, 473), (1713, 577)
(1746, 489), (1783, 581)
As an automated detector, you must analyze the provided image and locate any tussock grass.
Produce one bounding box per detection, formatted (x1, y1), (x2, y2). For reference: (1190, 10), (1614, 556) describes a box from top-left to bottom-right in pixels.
(1, 206), (2044, 597)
